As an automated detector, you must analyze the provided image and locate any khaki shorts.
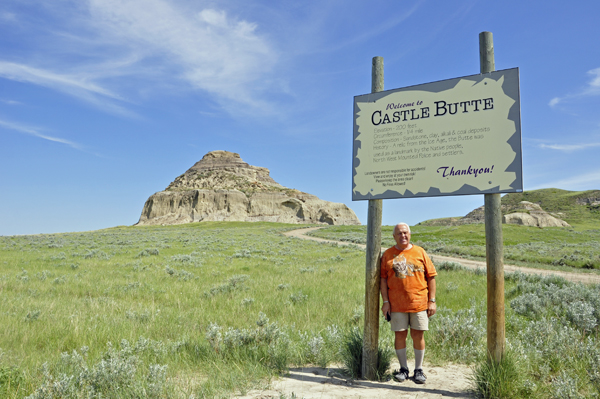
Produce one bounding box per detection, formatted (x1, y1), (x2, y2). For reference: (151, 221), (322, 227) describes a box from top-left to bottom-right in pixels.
(390, 310), (429, 331)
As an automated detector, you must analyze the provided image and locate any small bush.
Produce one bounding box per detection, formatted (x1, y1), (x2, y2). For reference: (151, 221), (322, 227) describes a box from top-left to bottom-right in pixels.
(241, 298), (254, 306)
(170, 254), (193, 262)
(25, 340), (169, 399)
(0, 366), (26, 396)
(430, 306), (485, 363)
(436, 261), (466, 271)
(289, 291), (308, 304)
(204, 313), (290, 374)
(472, 350), (526, 399)
(299, 267), (315, 273)
(165, 266), (194, 281)
(231, 249), (251, 258)
(341, 327), (392, 381)
(204, 275), (249, 297)
(25, 310), (41, 322)
(136, 248), (159, 257)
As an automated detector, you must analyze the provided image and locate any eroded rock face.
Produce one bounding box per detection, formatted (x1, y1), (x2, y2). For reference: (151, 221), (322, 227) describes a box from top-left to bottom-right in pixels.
(136, 151), (361, 226)
(502, 201), (570, 228)
(422, 200), (571, 227)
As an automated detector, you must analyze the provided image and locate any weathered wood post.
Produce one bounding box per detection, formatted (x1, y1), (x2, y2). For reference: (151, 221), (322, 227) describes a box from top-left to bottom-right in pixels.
(362, 56), (384, 380)
(480, 31), (505, 363)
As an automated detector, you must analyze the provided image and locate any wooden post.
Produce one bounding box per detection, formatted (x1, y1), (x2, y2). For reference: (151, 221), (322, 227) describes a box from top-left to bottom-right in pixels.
(362, 56), (384, 380)
(480, 31), (505, 363)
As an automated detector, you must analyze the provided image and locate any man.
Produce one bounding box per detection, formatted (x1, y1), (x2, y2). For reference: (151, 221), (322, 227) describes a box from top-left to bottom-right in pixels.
(380, 223), (437, 384)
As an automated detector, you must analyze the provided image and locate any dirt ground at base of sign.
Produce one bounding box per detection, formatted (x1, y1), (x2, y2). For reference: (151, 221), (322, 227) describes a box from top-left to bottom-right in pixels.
(238, 362), (475, 399)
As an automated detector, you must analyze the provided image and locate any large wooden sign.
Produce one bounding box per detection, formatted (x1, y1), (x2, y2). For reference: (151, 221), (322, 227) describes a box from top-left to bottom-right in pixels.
(352, 68), (522, 200)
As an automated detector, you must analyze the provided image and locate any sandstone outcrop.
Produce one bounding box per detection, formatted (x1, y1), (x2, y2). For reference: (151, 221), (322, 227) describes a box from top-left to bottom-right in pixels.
(136, 151), (361, 226)
(419, 200), (570, 227)
(502, 201), (570, 227)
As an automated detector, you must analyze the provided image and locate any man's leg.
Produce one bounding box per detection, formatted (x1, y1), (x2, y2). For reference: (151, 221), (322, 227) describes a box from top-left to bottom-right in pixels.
(394, 330), (409, 349)
(391, 313), (411, 382)
(410, 329), (427, 383)
(411, 329), (425, 368)
(394, 330), (409, 368)
(393, 330), (410, 381)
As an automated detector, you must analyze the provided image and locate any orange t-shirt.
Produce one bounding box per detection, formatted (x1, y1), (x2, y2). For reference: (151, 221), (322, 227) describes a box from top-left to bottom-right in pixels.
(381, 245), (437, 313)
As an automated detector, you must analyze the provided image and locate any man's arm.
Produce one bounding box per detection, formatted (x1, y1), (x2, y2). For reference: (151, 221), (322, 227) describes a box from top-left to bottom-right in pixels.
(381, 277), (390, 317)
(427, 276), (436, 317)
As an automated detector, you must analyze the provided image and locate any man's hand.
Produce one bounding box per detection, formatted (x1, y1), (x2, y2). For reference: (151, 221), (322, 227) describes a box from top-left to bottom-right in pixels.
(426, 276), (436, 318)
(381, 301), (391, 319)
(427, 301), (436, 318)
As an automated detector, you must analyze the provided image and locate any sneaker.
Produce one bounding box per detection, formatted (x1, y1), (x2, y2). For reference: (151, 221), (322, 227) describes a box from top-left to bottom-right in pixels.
(413, 368), (427, 384)
(393, 367), (409, 382)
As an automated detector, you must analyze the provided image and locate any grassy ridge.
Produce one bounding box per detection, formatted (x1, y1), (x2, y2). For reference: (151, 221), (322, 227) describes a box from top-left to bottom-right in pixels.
(420, 188), (600, 228)
(501, 188), (600, 225)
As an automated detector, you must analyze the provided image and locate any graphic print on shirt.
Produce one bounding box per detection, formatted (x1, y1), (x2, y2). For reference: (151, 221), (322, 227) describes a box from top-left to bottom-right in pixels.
(392, 254), (424, 278)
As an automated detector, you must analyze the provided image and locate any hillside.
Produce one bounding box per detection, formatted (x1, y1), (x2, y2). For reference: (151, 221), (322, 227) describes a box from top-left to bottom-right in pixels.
(419, 188), (600, 227)
(501, 188), (600, 225)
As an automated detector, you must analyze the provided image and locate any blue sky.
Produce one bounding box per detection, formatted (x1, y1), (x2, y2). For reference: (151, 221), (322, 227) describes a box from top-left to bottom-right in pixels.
(1, 0), (599, 236)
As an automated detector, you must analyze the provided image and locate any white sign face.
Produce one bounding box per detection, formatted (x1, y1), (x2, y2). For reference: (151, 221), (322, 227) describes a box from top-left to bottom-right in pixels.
(352, 68), (522, 200)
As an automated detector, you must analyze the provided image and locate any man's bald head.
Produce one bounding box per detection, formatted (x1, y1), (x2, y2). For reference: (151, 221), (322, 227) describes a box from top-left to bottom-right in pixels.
(393, 223), (411, 235)
(393, 223), (411, 249)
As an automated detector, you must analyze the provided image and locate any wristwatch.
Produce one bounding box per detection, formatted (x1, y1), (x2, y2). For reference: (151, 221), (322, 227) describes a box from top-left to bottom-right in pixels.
(428, 298), (436, 303)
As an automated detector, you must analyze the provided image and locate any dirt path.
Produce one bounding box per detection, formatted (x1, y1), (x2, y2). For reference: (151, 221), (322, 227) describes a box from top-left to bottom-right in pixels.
(283, 227), (600, 285)
(239, 363), (475, 399)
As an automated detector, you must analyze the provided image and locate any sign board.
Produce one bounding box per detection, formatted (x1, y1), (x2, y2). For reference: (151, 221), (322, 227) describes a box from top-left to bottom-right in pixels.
(352, 68), (522, 200)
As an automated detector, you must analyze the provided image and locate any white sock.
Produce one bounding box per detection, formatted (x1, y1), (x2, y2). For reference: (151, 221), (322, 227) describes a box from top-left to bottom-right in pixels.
(395, 348), (408, 369)
(414, 348), (424, 370)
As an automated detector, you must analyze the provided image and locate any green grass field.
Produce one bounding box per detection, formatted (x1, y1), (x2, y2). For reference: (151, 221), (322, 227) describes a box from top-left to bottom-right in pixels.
(1, 222), (599, 398)
(310, 223), (600, 271)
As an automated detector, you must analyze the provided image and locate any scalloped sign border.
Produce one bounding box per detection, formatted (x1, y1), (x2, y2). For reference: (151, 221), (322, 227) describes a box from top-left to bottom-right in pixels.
(352, 68), (522, 201)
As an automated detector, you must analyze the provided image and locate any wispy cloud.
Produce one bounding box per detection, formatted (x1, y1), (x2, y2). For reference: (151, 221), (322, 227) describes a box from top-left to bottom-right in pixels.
(533, 169), (600, 191)
(299, 1), (423, 55)
(0, 0), (280, 117)
(586, 68), (600, 93)
(0, 61), (137, 117)
(549, 67), (600, 107)
(0, 118), (84, 150)
(98, 0), (277, 105)
(0, 98), (22, 105)
(0, 11), (17, 22)
(539, 142), (600, 152)
(0, 61), (120, 99)
(86, 0), (278, 111)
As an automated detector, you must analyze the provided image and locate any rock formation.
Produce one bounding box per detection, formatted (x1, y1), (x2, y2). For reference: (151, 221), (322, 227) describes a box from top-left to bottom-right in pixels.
(419, 200), (570, 228)
(502, 201), (570, 228)
(136, 151), (361, 226)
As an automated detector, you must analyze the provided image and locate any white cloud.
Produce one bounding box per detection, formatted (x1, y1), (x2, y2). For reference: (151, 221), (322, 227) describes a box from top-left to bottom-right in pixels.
(534, 170), (600, 191)
(539, 142), (600, 152)
(0, 0), (279, 117)
(86, 0), (277, 110)
(0, 61), (120, 99)
(0, 118), (84, 150)
(0, 61), (136, 117)
(548, 97), (560, 107)
(585, 68), (600, 93)
(0, 99), (22, 105)
(0, 12), (17, 22)
(550, 67), (600, 107)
